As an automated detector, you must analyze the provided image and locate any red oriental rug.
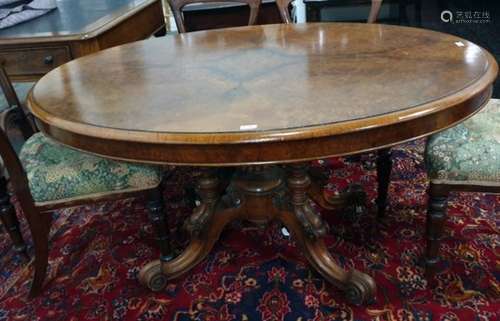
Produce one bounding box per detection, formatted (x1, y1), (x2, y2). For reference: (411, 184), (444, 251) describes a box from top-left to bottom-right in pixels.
(0, 140), (498, 321)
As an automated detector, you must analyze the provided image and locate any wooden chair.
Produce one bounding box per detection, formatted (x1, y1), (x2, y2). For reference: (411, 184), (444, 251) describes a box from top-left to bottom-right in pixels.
(424, 98), (500, 279)
(276, 0), (383, 24)
(166, 0), (262, 33)
(275, 0), (294, 23)
(0, 61), (34, 256)
(0, 67), (172, 298)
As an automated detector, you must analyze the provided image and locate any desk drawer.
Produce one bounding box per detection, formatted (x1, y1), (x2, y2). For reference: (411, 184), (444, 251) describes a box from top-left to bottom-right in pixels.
(1, 46), (71, 78)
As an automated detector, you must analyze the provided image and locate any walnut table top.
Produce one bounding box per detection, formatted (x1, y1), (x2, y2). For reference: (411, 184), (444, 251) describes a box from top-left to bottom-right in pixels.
(27, 23), (498, 165)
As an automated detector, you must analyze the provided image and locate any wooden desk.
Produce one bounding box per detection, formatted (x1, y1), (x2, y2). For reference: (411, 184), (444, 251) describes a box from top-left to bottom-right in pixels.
(27, 23), (497, 304)
(0, 0), (164, 81)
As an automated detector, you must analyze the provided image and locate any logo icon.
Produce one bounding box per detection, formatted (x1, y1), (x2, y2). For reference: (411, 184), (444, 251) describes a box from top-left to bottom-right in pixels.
(441, 10), (453, 22)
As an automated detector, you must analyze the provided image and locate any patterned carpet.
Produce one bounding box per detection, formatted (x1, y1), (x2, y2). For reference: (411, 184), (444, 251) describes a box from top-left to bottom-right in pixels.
(0, 140), (498, 321)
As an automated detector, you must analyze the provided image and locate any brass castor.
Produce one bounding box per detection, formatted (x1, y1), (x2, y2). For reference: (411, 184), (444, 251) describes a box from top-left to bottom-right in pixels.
(139, 260), (168, 292)
(344, 270), (377, 305)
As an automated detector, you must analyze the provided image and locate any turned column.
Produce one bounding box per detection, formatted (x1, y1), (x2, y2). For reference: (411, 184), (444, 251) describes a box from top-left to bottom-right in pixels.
(288, 164), (310, 205)
(147, 188), (172, 263)
(0, 175), (27, 254)
(425, 183), (449, 279)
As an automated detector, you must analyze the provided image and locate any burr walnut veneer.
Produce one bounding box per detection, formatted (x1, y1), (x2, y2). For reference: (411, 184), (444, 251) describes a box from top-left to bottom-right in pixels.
(27, 23), (498, 304)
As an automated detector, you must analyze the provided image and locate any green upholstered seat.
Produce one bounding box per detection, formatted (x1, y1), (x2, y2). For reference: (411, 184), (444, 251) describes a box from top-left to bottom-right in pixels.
(425, 99), (500, 186)
(19, 133), (162, 203)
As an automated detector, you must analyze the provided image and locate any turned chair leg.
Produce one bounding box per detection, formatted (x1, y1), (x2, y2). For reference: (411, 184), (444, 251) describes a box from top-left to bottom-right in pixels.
(0, 176), (27, 254)
(376, 148), (391, 219)
(424, 183), (449, 280)
(147, 188), (173, 263)
(29, 214), (51, 297)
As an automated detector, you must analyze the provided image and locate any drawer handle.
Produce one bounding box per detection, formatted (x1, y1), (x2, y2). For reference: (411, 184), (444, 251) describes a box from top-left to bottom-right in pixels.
(44, 55), (54, 65)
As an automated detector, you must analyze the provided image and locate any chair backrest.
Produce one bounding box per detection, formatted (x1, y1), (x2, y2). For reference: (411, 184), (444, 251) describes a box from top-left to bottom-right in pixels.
(0, 61), (35, 140)
(275, 0), (293, 23)
(166, 0), (262, 33)
(0, 62), (21, 109)
(0, 64), (37, 210)
(367, 0), (382, 23)
(276, 0), (383, 24)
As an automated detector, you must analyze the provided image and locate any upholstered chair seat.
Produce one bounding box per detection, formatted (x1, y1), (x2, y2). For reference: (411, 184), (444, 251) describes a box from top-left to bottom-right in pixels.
(426, 99), (500, 186)
(19, 133), (162, 204)
(1, 62), (172, 298)
(423, 98), (500, 279)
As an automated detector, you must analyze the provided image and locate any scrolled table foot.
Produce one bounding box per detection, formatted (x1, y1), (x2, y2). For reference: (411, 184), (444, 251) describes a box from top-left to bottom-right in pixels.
(139, 166), (244, 292)
(162, 207), (242, 281)
(279, 209), (376, 305)
(139, 260), (168, 292)
(344, 270), (377, 305)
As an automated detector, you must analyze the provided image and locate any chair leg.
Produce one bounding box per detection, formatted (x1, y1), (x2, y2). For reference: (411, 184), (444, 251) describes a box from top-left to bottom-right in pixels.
(29, 214), (51, 297)
(0, 176), (27, 254)
(424, 183), (449, 280)
(147, 188), (173, 263)
(376, 148), (391, 219)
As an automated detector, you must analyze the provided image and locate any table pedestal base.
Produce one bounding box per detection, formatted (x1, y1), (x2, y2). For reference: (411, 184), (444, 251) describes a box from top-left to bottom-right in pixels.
(139, 164), (376, 305)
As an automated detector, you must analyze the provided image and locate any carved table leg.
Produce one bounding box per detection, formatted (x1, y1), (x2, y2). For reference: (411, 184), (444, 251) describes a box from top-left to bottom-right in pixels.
(425, 183), (449, 280)
(139, 205), (243, 291)
(184, 168), (220, 235)
(0, 176), (27, 254)
(140, 165), (377, 304)
(287, 164), (327, 238)
(139, 169), (243, 291)
(280, 163), (376, 305)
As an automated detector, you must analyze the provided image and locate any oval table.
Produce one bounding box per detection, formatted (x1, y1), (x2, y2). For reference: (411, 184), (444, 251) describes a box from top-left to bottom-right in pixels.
(27, 23), (498, 305)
